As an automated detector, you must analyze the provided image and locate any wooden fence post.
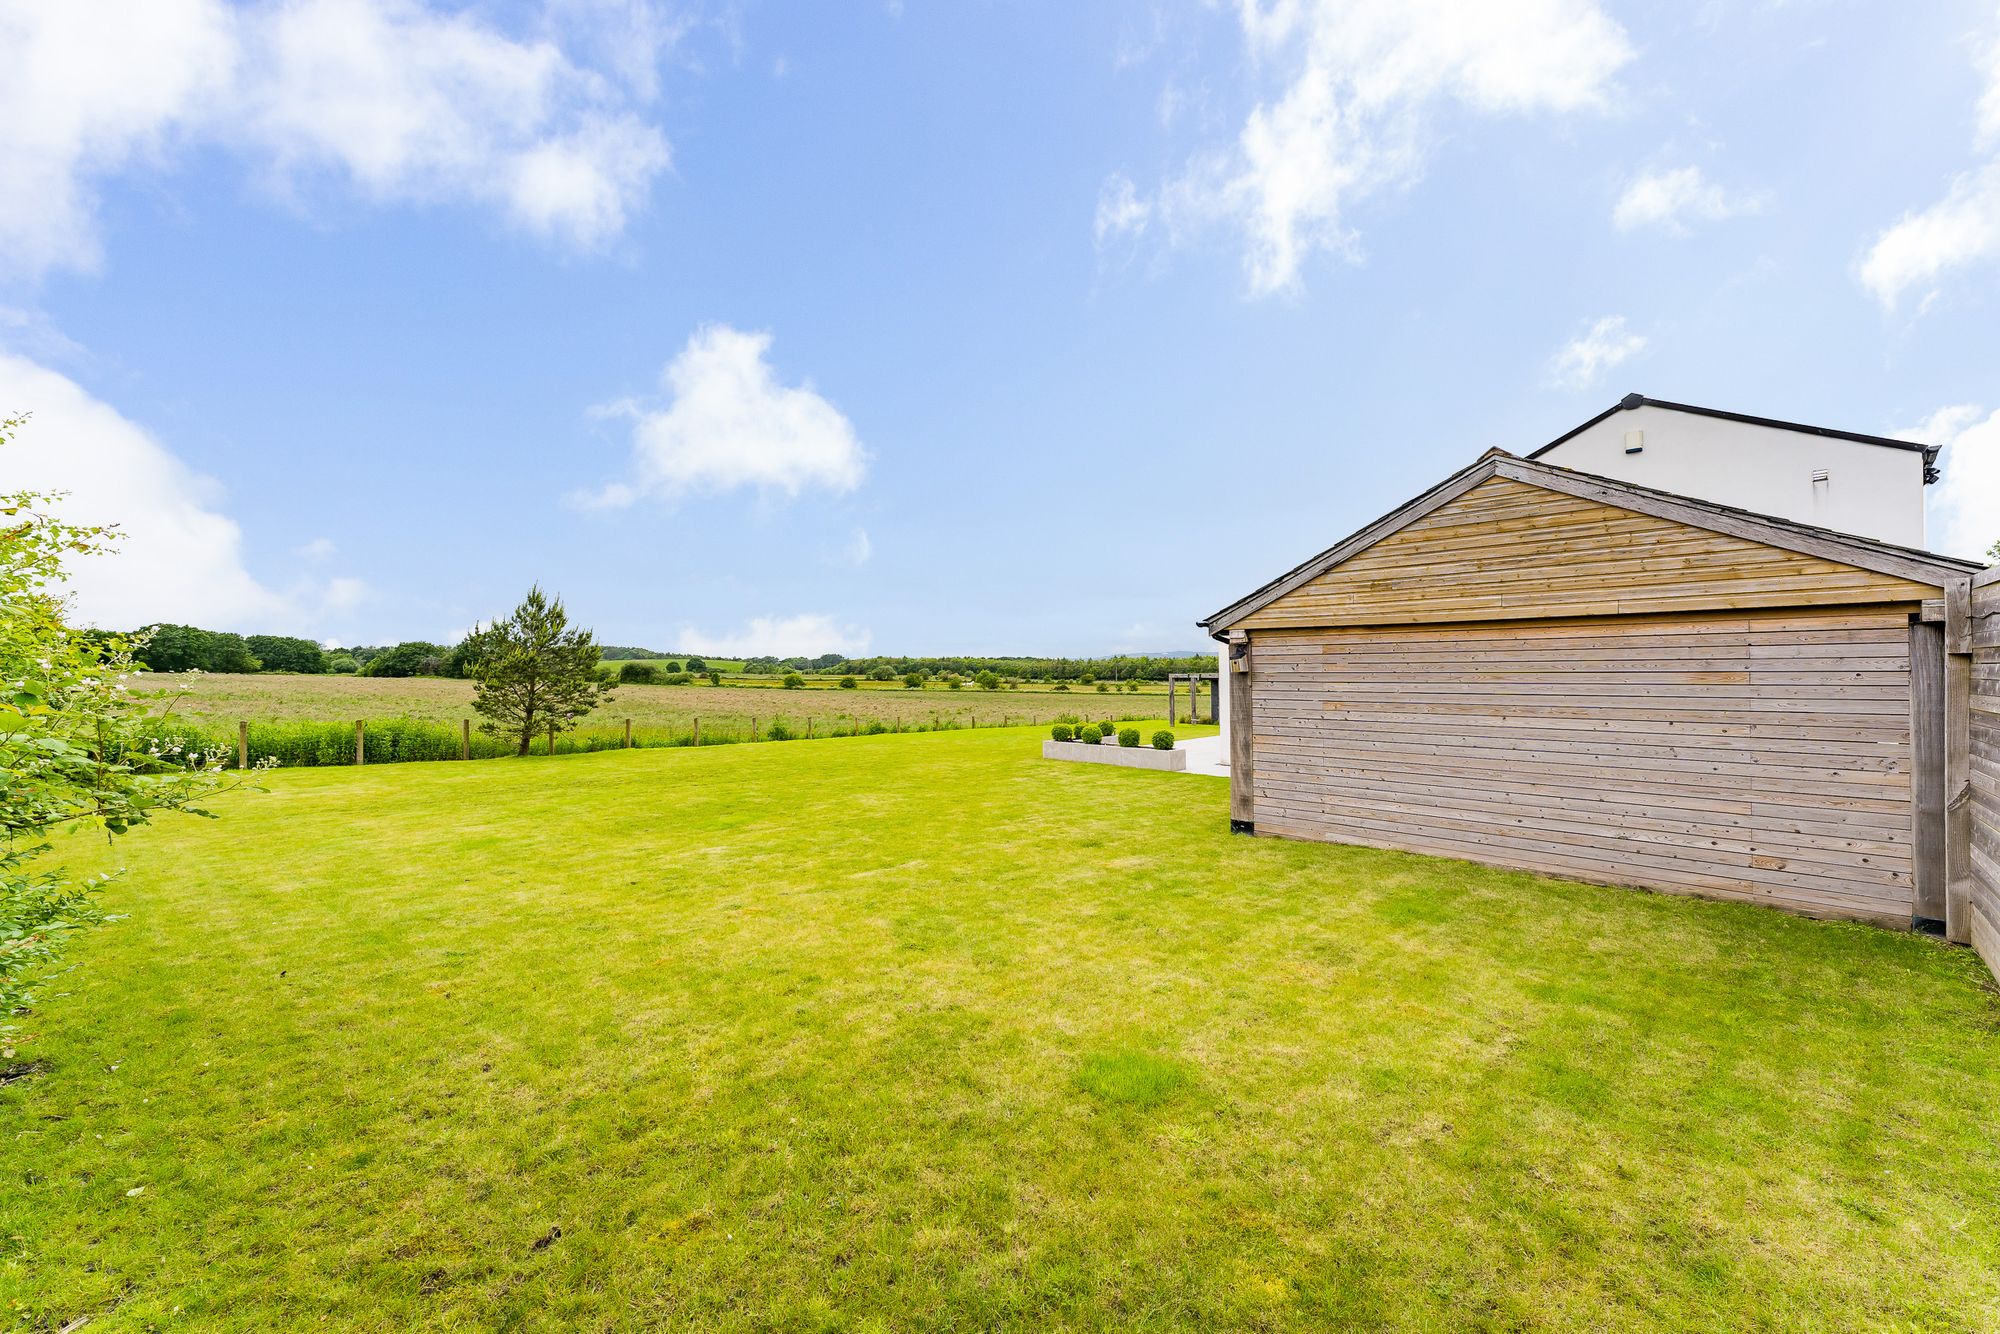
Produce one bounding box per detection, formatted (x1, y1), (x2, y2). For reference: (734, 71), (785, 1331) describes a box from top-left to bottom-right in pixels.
(624, 718), (632, 749)
(355, 719), (365, 766)
(807, 717), (814, 739)
(238, 720), (248, 771)
(461, 718), (470, 760)
(751, 716), (758, 741)
(693, 716), (700, 747)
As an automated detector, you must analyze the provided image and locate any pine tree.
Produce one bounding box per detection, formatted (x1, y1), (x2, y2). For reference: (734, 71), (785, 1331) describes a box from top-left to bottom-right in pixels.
(465, 587), (611, 755)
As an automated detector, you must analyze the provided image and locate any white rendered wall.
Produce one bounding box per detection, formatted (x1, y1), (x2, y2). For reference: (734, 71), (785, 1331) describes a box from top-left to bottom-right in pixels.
(1535, 405), (1928, 548)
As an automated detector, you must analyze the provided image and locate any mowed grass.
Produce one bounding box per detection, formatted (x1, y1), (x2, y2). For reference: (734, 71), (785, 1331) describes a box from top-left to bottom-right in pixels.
(6, 727), (2000, 1331)
(154, 672), (1173, 735)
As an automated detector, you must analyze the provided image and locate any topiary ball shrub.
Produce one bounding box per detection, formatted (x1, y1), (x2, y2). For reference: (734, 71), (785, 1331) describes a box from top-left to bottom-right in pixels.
(1151, 729), (1174, 751)
(1050, 723), (1074, 742)
(1118, 727), (1140, 748)
(1078, 724), (1103, 744)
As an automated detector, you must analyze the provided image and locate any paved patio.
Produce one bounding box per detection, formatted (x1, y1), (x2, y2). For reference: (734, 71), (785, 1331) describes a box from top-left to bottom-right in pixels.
(1177, 734), (1228, 777)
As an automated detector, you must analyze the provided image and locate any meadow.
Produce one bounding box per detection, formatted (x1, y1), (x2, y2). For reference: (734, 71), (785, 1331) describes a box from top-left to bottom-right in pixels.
(6, 726), (1999, 1330)
(149, 672), (1192, 742)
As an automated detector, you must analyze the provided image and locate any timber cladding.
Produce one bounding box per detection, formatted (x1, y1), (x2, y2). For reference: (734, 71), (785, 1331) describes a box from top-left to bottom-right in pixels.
(1249, 608), (1919, 924)
(1235, 476), (1937, 631)
(1972, 573), (2000, 971)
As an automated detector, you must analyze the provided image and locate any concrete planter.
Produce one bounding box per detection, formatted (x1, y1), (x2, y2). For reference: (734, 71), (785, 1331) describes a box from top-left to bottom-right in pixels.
(1042, 739), (1186, 772)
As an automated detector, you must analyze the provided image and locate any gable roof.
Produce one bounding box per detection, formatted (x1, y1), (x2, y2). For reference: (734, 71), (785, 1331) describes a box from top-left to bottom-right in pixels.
(1531, 393), (1942, 482)
(1200, 450), (1981, 637)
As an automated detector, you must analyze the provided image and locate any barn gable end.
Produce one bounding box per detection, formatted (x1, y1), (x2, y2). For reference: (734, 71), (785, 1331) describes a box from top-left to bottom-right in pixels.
(1237, 474), (1937, 631)
(1205, 452), (1988, 933)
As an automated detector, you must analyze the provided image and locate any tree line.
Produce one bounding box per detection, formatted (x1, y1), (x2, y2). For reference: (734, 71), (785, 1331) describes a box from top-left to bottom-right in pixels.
(742, 653), (1218, 682)
(116, 625), (1219, 683)
(121, 626), (480, 678)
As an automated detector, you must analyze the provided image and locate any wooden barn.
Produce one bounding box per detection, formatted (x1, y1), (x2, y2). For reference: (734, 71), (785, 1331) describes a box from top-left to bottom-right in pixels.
(1202, 445), (1989, 935)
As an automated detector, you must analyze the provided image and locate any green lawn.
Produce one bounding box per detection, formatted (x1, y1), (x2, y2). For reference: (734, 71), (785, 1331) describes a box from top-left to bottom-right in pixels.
(6, 726), (1999, 1330)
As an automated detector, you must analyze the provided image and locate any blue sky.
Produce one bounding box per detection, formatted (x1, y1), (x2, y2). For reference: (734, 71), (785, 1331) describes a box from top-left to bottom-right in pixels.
(3, 0), (1998, 656)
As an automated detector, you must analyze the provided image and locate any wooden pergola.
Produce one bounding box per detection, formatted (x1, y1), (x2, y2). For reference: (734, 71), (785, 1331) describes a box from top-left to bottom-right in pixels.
(1165, 672), (1218, 726)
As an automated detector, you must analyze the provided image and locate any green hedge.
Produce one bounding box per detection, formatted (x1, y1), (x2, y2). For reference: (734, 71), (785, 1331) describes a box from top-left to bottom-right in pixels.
(128, 711), (1029, 770)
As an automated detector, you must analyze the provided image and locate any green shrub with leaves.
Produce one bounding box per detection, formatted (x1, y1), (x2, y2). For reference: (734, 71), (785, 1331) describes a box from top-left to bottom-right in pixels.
(664, 672), (694, 686)
(360, 640), (450, 678)
(706, 670), (722, 686)
(766, 720), (795, 741)
(903, 672), (924, 689)
(1118, 727), (1140, 748)
(1078, 724), (1102, 744)
(839, 676), (858, 689)
(3, 420), (246, 1046)
(782, 672), (805, 689)
(1050, 723), (1074, 742)
(1151, 730), (1174, 751)
(618, 661), (661, 684)
(245, 634), (326, 674)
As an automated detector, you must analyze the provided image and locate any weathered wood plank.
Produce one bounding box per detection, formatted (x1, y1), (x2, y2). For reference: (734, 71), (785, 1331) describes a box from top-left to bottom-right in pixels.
(1904, 621), (1944, 923)
(1228, 636), (1253, 827)
(1250, 606), (1917, 925)
(1954, 576), (1993, 952)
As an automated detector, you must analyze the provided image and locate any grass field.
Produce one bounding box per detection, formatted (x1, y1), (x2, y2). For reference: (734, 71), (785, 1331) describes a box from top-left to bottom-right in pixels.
(151, 672), (1185, 737)
(7, 727), (2000, 1330)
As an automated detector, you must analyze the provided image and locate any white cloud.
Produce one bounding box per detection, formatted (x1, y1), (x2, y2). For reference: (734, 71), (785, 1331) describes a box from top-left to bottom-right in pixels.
(1613, 165), (1764, 234)
(1980, 17), (2000, 148)
(1902, 404), (2000, 559)
(1111, 0), (1631, 295)
(839, 527), (872, 566)
(1547, 315), (1646, 390)
(582, 325), (867, 506)
(1859, 12), (2000, 310)
(0, 352), (362, 630)
(0, 306), (87, 364)
(296, 536), (337, 560)
(1095, 172), (1151, 243)
(0, 0), (235, 279)
(677, 614), (872, 659)
(1859, 162), (2000, 310)
(0, 0), (676, 282)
